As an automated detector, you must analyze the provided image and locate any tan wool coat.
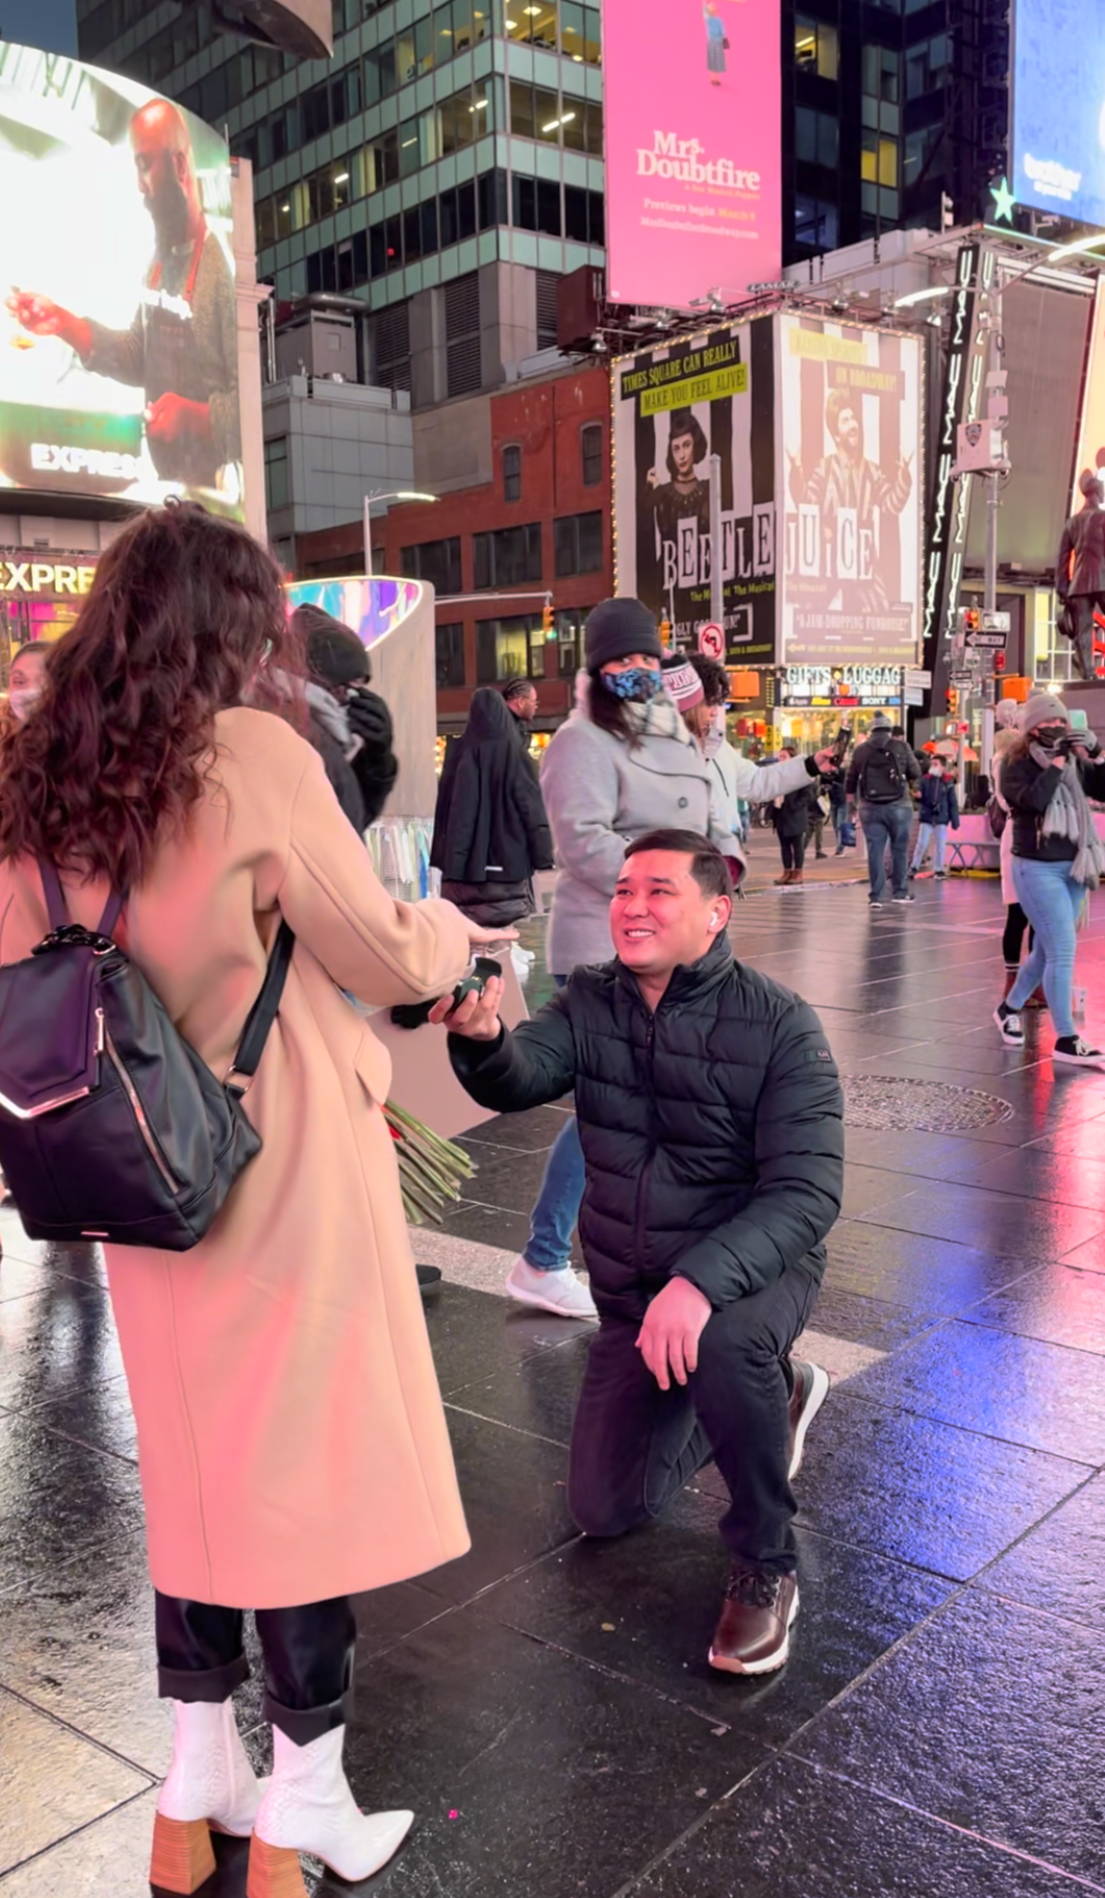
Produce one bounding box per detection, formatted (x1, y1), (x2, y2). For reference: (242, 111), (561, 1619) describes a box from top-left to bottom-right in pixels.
(0, 708), (473, 1609)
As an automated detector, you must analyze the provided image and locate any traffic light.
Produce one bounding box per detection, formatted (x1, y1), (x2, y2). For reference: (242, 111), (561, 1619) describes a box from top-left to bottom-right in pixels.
(961, 607), (981, 633)
(659, 615), (672, 645)
(947, 687), (959, 713)
(993, 650), (1006, 672)
(542, 598), (555, 636)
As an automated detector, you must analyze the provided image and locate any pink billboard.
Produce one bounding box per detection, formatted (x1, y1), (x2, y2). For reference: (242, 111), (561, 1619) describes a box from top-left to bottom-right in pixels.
(603, 0), (782, 311)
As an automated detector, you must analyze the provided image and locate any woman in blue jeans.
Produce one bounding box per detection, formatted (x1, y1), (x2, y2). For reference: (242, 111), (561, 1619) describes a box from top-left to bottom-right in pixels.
(995, 692), (1105, 1068)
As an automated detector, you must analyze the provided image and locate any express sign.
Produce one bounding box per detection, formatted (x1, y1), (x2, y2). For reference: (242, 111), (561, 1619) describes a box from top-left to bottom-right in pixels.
(0, 558), (97, 597)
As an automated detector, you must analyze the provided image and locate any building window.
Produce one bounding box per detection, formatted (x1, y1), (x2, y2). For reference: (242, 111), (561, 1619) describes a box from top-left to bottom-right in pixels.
(862, 43), (901, 105)
(476, 615), (541, 683)
(401, 537), (462, 594)
(503, 444), (522, 503)
(554, 606), (590, 676)
(554, 511), (604, 577)
(794, 15), (838, 80)
(795, 106), (839, 169)
(581, 422), (603, 487)
(861, 129), (899, 188)
(473, 524), (543, 589)
(263, 435), (289, 513)
(435, 622), (466, 688)
(905, 33), (951, 100)
(794, 195), (839, 251)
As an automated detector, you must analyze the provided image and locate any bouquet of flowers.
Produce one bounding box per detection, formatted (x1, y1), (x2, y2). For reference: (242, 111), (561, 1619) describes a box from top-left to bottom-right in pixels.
(384, 1100), (476, 1226)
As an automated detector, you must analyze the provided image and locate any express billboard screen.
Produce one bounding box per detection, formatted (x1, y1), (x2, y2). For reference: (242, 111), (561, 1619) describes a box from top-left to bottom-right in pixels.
(602, 0), (781, 310)
(1012, 0), (1105, 226)
(612, 320), (777, 663)
(777, 315), (923, 667)
(0, 42), (242, 514)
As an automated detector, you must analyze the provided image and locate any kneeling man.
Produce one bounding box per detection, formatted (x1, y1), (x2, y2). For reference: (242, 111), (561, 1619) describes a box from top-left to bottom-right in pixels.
(434, 829), (843, 1674)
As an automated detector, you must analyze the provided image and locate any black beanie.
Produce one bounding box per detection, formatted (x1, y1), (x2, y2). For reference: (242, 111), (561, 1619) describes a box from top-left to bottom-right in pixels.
(291, 604), (372, 686)
(585, 598), (663, 671)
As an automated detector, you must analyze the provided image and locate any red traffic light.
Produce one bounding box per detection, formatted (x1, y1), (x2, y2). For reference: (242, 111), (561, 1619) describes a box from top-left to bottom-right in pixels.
(993, 650), (1006, 671)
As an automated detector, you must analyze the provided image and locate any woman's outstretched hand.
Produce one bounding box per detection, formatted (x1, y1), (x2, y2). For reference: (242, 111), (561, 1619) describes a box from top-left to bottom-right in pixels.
(463, 921), (519, 948)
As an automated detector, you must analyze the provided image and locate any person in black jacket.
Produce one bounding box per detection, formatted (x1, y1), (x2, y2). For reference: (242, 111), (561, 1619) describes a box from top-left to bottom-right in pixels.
(431, 687), (554, 925)
(434, 827), (843, 1676)
(996, 692), (1105, 1067)
(291, 604), (399, 832)
(770, 744), (817, 886)
(1056, 472), (1105, 682)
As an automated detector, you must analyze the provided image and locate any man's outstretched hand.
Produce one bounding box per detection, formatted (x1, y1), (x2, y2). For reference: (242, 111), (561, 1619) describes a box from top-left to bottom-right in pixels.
(428, 971), (505, 1040)
(636, 1277), (712, 1390)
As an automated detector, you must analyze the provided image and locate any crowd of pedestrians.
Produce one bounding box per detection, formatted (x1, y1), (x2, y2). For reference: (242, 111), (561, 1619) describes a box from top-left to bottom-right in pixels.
(2, 531), (1104, 1894)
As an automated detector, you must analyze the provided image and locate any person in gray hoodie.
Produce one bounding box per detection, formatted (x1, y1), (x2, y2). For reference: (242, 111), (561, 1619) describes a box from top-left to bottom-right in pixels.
(504, 597), (833, 1322)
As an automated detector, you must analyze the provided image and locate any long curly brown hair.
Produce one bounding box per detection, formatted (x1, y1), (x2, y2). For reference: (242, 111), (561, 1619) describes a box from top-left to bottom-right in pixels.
(0, 503), (302, 892)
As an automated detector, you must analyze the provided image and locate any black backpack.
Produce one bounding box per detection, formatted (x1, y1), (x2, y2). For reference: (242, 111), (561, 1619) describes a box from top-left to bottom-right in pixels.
(0, 863), (293, 1251)
(860, 741), (906, 805)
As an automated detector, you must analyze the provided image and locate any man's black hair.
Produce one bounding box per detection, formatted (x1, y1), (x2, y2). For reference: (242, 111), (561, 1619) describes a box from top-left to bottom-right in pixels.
(502, 677), (537, 702)
(624, 828), (733, 899)
(686, 652), (729, 706)
(890, 724), (905, 738)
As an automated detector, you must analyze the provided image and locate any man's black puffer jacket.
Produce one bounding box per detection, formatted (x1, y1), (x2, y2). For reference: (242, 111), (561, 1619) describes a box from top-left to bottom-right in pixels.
(450, 936), (844, 1320)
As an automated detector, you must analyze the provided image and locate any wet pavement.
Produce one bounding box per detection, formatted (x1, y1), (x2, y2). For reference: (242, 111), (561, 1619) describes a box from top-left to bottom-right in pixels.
(1, 869), (1104, 1895)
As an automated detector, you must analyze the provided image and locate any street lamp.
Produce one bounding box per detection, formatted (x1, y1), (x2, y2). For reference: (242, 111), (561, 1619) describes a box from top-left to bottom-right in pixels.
(362, 488), (438, 576)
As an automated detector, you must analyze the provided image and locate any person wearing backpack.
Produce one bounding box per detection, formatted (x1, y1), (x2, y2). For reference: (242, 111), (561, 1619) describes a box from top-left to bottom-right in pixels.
(845, 712), (921, 907)
(0, 504), (508, 1897)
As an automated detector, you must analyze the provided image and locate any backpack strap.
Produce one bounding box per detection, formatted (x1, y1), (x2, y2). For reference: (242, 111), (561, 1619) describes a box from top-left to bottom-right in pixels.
(225, 920), (295, 1097)
(39, 859), (70, 930)
(97, 891), (126, 938)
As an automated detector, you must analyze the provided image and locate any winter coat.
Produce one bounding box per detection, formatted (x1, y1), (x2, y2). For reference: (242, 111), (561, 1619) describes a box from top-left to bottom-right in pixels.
(306, 683), (399, 835)
(1001, 747), (1105, 863)
(0, 709), (472, 1607)
(431, 688), (553, 924)
(540, 703), (815, 972)
(1057, 501), (1105, 599)
(450, 935), (844, 1321)
(918, 774), (960, 828)
(845, 729), (920, 807)
(772, 781), (818, 839)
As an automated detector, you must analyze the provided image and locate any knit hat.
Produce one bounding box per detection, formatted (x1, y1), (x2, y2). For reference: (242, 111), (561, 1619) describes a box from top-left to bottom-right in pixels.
(661, 654), (705, 711)
(291, 604), (372, 686)
(995, 699), (1022, 730)
(585, 598), (663, 670)
(870, 711), (892, 731)
(1021, 692), (1068, 733)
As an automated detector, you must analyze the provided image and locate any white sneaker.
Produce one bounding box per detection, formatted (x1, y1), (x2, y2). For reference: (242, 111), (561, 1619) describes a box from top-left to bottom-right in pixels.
(506, 1256), (598, 1320)
(248, 1726), (412, 1892)
(151, 1699), (263, 1893)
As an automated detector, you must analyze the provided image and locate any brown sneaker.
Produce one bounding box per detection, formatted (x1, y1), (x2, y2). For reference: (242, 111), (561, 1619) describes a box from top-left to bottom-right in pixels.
(708, 1567), (798, 1675)
(787, 1359), (830, 1480)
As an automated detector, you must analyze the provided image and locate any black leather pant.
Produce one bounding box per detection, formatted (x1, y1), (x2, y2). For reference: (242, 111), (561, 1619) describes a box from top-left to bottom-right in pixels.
(155, 1591), (356, 1744)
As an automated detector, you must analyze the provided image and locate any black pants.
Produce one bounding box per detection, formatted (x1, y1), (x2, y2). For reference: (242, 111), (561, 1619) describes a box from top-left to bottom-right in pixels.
(567, 1263), (820, 1573)
(1003, 903), (1034, 967)
(1068, 594), (1105, 682)
(155, 1592), (356, 1744)
(779, 833), (806, 872)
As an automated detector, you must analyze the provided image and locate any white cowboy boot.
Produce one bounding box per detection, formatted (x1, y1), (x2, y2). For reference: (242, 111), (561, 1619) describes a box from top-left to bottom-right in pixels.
(247, 1725), (412, 1896)
(150, 1699), (263, 1892)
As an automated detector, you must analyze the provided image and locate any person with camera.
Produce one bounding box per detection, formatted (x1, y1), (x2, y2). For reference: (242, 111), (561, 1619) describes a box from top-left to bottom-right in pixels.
(433, 828), (843, 1676)
(908, 756), (959, 880)
(995, 693), (1105, 1066)
(291, 604), (399, 833)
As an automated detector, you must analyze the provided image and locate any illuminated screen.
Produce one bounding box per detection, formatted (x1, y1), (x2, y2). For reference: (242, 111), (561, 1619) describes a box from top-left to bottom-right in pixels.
(1012, 0), (1105, 226)
(0, 42), (242, 515)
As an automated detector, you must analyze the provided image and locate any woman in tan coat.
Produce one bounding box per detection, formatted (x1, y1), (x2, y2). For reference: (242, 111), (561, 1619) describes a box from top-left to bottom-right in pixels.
(0, 504), (496, 1898)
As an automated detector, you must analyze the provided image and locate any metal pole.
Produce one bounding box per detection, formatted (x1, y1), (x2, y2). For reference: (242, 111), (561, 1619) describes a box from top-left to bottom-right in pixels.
(709, 451), (724, 628)
(363, 496), (374, 578)
(980, 263), (1003, 785)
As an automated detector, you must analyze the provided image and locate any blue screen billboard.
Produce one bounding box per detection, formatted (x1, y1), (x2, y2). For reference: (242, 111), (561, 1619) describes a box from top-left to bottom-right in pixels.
(1012, 0), (1105, 228)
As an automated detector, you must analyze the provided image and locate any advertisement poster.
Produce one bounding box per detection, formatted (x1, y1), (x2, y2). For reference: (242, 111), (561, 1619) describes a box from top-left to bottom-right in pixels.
(1070, 277), (1105, 512)
(612, 320), (777, 663)
(0, 42), (242, 515)
(778, 314), (922, 667)
(602, 0), (781, 310)
(1012, 0), (1105, 227)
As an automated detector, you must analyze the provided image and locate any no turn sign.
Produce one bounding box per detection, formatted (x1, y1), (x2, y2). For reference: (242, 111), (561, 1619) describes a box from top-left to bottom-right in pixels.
(697, 621), (725, 660)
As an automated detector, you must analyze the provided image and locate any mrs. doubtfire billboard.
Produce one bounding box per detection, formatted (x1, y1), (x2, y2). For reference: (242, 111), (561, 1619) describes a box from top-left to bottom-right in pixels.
(602, 0), (781, 310)
(0, 42), (243, 515)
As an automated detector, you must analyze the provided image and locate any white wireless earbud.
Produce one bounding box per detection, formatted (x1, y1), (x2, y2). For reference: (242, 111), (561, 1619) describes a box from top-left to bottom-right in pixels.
(710, 911), (720, 929)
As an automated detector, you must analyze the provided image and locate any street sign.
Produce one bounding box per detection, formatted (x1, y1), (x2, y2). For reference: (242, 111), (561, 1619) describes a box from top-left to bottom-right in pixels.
(965, 631), (1007, 649)
(981, 611), (1010, 633)
(905, 668), (931, 689)
(905, 690), (924, 707)
(697, 622), (725, 660)
(951, 672), (974, 688)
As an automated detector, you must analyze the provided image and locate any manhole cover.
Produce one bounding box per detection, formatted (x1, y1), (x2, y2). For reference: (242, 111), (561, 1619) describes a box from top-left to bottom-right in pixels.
(842, 1075), (1014, 1133)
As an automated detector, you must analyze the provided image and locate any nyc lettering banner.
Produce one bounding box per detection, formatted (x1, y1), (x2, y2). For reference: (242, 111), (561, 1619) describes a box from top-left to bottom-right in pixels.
(602, 0), (782, 310)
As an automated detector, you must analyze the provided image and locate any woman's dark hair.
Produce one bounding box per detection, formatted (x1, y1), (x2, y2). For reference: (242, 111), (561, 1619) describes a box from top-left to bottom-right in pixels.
(686, 653), (729, 706)
(666, 408), (708, 477)
(0, 502), (302, 892)
(586, 666), (638, 746)
(9, 642), (48, 670)
(624, 827), (733, 898)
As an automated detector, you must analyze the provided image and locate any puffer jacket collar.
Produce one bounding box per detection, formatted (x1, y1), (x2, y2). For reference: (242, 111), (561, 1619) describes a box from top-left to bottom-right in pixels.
(614, 930), (734, 1014)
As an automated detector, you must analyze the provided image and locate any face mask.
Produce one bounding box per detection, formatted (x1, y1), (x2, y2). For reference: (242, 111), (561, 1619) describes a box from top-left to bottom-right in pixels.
(602, 666), (663, 703)
(1034, 725), (1068, 751)
(704, 705), (726, 758)
(8, 686), (42, 723)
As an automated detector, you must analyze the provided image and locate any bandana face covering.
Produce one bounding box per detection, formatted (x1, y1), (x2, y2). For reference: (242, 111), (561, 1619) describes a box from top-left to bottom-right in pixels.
(602, 666), (664, 703)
